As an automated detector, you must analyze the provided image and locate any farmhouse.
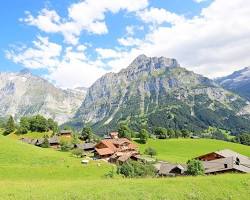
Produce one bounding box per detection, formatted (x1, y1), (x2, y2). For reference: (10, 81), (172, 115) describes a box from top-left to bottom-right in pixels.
(57, 130), (72, 138)
(196, 149), (250, 174)
(95, 136), (139, 162)
(48, 136), (60, 148)
(76, 142), (96, 152)
(157, 163), (186, 176)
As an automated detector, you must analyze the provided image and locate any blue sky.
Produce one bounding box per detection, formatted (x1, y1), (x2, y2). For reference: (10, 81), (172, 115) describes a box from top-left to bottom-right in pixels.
(1, 0), (250, 88)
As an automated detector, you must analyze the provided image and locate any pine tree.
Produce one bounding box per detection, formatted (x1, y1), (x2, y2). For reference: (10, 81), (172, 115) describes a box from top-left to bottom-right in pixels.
(4, 116), (15, 135)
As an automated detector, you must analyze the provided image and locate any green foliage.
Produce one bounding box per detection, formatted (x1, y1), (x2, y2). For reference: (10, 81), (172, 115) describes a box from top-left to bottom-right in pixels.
(71, 148), (83, 157)
(118, 123), (132, 139)
(153, 127), (168, 139)
(29, 115), (49, 132)
(41, 135), (50, 148)
(139, 129), (149, 144)
(234, 133), (250, 146)
(47, 118), (58, 133)
(211, 128), (228, 141)
(16, 117), (30, 134)
(117, 160), (155, 178)
(60, 140), (71, 152)
(81, 126), (94, 142)
(144, 147), (157, 157)
(4, 116), (15, 135)
(186, 159), (205, 176)
(71, 134), (79, 146)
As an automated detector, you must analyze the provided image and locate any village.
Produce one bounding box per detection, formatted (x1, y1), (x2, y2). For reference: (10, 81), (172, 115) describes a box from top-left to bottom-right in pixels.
(20, 130), (250, 177)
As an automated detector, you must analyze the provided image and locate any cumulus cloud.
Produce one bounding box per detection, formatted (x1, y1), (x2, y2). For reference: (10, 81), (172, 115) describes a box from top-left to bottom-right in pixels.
(137, 7), (185, 25)
(6, 36), (105, 88)
(5, 36), (62, 69)
(100, 0), (250, 78)
(6, 0), (250, 88)
(22, 0), (148, 45)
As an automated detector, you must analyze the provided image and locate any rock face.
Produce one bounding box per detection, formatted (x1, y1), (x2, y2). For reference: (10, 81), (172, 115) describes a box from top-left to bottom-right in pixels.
(216, 67), (250, 100)
(0, 71), (85, 124)
(74, 55), (250, 134)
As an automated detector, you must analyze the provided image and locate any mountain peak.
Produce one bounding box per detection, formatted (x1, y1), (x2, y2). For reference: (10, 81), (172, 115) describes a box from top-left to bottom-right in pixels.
(19, 68), (31, 75)
(128, 55), (180, 72)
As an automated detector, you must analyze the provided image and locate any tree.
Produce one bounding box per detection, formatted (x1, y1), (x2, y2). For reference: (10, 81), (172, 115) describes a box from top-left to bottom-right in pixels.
(153, 127), (167, 139)
(81, 126), (93, 142)
(186, 159), (205, 176)
(29, 115), (48, 132)
(144, 147), (157, 157)
(4, 116), (15, 135)
(175, 130), (182, 138)
(167, 129), (175, 138)
(71, 133), (79, 146)
(118, 123), (132, 139)
(234, 133), (250, 146)
(139, 129), (149, 144)
(16, 117), (30, 134)
(47, 118), (58, 134)
(181, 129), (191, 138)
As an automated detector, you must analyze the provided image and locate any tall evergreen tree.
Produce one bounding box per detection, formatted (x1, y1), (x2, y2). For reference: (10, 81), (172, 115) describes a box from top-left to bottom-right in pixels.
(4, 116), (15, 135)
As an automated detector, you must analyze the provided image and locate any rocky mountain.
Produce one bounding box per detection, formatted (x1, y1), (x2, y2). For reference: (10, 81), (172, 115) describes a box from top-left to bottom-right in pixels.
(0, 70), (85, 124)
(74, 55), (250, 134)
(216, 67), (250, 100)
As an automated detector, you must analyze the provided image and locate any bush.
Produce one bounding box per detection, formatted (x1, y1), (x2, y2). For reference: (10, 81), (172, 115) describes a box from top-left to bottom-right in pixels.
(60, 141), (71, 152)
(139, 129), (149, 144)
(186, 159), (204, 176)
(117, 160), (156, 178)
(71, 148), (83, 157)
(234, 133), (250, 146)
(144, 147), (157, 157)
(41, 135), (50, 148)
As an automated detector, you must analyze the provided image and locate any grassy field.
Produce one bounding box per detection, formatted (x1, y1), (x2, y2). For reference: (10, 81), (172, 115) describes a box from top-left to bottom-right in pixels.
(138, 138), (250, 163)
(0, 135), (250, 199)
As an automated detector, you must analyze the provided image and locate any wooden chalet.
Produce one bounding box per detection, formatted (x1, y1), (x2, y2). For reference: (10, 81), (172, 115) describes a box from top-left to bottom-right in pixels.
(157, 163), (186, 176)
(58, 130), (72, 138)
(48, 136), (60, 148)
(95, 137), (139, 162)
(196, 149), (250, 174)
(76, 143), (96, 152)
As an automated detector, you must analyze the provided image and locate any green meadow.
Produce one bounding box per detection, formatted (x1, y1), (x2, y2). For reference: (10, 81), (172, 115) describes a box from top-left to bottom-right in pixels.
(0, 135), (250, 199)
(138, 138), (250, 163)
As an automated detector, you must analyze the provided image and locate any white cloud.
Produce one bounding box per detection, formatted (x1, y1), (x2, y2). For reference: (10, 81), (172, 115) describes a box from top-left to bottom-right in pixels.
(5, 36), (62, 69)
(6, 37), (105, 88)
(118, 37), (142, 47)
(137, 7), (185, 25)
(102, 0), (250, 78)
(22, 0), (148, 45)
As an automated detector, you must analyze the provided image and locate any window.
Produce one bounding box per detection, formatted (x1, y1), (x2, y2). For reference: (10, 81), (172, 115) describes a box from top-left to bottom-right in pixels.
(224, 164), (228, 168)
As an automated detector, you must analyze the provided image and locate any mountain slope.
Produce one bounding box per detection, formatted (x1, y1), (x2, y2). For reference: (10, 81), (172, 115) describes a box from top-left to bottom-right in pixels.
(74, 55), (250, 134)
(0, 70), (84, 124)
(216, 67), (250, 100)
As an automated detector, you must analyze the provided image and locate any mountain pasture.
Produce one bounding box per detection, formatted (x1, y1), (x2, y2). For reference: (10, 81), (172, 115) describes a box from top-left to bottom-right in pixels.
(0, 135), (250, 199)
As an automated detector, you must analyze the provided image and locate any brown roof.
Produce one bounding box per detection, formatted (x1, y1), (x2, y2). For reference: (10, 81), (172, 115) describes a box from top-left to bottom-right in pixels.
(95, 148), (114, 156)
(59, 130), (72, 134)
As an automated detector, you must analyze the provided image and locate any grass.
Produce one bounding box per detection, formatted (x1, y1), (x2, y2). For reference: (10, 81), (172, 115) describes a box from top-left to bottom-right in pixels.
(138, 138), (250, 163)
(0, 135), (250, 199)
(7, 131), (53, 139)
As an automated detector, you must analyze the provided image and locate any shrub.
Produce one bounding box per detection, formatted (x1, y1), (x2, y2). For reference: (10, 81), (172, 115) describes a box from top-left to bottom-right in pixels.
(144, 147), (157, 157)
(60, 141), (71, 152)
(71, 148), (83, 157)
(139, 129), (149, 144)
(117, 160), (156, 178)
(186, 159), (204, 176)
(41, 135), (50, 148)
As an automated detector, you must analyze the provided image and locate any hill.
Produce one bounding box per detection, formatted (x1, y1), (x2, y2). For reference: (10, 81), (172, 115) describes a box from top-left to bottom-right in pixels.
(0, 71), (85, 124)
(73, 55), (250, 135)
(1, 174), (250, 200)
(138, 138), (250, 163)
(1, 135), (250, 199)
